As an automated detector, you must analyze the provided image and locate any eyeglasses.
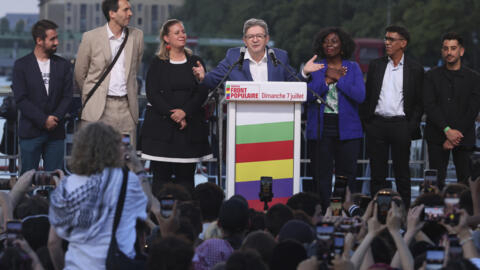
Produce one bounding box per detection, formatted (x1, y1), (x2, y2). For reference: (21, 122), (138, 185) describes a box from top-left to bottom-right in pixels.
(245, 34), (267, 40)
(384, 36), (405, 43)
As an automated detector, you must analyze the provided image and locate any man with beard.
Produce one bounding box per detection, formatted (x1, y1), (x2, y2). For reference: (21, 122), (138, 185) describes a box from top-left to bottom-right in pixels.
(424, 32), (480, 189)
(360, 25), (424, 207)
(75, 0), (143, 147)
(12, 20), (73, 173)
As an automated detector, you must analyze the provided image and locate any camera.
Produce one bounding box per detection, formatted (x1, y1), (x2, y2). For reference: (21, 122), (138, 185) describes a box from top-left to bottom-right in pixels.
(159, 196), (175, 218)
(376, 190), (392, 224)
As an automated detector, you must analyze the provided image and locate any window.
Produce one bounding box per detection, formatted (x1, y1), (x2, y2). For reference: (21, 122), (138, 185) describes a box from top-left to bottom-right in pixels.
(95, 3), (100, 12)
(138, 4), (142, 12)
(80, 4), (87, 32)
(151, 5), (158, 34)
(66, 3), (71, 12)
(138, 18), (142, 25)
(67, 16), (71, 25)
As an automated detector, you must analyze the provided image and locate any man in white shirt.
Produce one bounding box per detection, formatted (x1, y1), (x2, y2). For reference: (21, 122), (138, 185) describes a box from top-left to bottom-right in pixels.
(203, 18), (322, 87)
(360, 25), (424, 207)
(12, 20), (72, 174)
(75, 0), (144, 147)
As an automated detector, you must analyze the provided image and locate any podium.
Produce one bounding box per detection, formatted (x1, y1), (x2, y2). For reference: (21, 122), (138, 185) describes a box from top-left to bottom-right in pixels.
(224, 81), (307, 211)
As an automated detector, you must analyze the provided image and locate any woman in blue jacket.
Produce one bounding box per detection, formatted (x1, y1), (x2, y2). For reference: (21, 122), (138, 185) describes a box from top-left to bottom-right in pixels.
(306, 27), (365, 212)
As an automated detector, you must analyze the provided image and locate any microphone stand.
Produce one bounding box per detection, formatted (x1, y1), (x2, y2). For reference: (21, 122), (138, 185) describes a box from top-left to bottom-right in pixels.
(272, 56), (334, 111)
(203, 60), (243, 189)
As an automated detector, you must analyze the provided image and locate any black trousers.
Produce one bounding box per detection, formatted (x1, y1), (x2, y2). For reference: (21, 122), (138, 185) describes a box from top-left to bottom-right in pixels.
(427, 142), (472, 190)
(366, 116), (411, 207)
(150, 161), (196, 196)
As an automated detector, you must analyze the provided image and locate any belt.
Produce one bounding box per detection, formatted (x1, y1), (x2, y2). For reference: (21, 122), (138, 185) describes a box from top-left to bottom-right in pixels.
(107, 95), (127, 99)
(373, 115), (406, 122)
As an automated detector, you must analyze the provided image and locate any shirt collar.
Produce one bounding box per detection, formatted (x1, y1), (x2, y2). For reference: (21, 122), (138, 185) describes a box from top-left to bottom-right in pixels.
(106, 23), (125, 40)
(388, 53), (404, 66)
(244, 49), (268, 64)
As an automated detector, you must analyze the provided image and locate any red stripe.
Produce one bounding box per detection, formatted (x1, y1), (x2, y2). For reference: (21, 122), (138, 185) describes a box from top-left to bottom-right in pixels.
(236, 140), (293, 163)
(247, 198), (289, 212)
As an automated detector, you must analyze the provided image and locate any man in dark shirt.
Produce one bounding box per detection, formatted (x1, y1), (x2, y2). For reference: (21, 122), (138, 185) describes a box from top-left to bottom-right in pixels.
(423, 32), (480, 189)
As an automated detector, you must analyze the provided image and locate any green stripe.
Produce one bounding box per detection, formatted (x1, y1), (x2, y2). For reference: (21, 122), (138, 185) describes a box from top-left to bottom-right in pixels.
(236, 121), (293, 144)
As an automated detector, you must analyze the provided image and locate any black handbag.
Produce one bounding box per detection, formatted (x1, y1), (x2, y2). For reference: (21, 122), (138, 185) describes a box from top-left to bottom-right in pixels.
(79, 28), (129, 119)
(105, 167), (146, 270)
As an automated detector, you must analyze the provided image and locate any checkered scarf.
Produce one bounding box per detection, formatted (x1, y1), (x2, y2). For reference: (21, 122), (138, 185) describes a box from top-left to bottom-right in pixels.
(49, 168), (116, 242)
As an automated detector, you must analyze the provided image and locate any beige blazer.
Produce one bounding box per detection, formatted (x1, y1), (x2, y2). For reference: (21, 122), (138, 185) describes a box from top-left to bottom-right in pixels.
(74, 25), (144, 123)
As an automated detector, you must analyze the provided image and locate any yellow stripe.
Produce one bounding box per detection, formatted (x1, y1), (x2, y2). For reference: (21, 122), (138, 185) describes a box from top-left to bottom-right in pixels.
(235, 159), (293, 182)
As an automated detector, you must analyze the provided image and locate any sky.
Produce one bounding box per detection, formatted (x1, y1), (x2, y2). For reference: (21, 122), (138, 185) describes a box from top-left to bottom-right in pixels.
(0, 0), (39, 18)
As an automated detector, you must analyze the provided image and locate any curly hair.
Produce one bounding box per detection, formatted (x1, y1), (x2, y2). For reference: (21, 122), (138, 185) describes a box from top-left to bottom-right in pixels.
(68, 122), (123, 176)
(312, 27), (355, 60)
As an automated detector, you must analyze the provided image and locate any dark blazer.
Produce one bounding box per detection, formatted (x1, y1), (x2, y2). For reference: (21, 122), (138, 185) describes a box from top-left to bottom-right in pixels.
(12, 53), (73, 139)
(423, 65), (480, 146)
(142, 55), (209, 144)
(202, 47), (301, 89)
(360, 56), (424, 140)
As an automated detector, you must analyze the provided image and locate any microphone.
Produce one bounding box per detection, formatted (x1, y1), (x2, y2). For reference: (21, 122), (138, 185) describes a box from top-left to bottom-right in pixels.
(237, 47), (246, 70)
(268, 48), (278, 67)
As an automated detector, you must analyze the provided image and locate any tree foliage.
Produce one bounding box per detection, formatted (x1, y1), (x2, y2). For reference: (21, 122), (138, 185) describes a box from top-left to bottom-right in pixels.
(174, 0), (480, 70)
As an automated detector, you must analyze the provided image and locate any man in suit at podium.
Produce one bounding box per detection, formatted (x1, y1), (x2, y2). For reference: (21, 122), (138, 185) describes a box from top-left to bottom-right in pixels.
(201, 18), (322, 86)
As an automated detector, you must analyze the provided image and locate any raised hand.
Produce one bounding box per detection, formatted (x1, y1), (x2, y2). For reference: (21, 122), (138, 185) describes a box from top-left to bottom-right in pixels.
(302, 55), (325, 76)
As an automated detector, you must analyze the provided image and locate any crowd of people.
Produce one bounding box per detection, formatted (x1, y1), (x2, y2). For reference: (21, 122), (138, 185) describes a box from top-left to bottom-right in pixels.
(1, 0), (480, 268)
(0, 123), (479, 270)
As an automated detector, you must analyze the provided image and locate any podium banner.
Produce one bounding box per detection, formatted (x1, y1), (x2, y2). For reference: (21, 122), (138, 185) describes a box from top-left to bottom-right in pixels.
(225, 81), (306, 211)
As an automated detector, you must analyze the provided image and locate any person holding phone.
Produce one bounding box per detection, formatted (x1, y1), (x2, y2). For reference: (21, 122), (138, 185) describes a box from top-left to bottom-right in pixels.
(140, 19), (212, 196)
(48, 122), (147, 269)
(305, 27), (365, 212)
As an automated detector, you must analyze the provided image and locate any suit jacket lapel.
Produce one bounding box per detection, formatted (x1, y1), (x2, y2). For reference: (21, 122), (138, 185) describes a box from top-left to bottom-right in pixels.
(48, 56), (56, 97)
(124, 27), (133, 79)
(374, 58), (388, 102)
(242, 59), (254, 81)
(267, 57), (274, 81)
(30, 53), (48, 98)
(402, 57), (410, 102)
(101, 26), (112, 63)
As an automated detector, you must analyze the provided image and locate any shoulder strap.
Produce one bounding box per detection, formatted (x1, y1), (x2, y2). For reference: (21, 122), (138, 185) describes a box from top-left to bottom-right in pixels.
(82, 28), (130, 110)
(111, 166), (129, 236)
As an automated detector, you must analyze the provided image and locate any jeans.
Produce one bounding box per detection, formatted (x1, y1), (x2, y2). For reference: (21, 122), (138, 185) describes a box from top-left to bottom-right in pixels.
(19, 134), (64, 174)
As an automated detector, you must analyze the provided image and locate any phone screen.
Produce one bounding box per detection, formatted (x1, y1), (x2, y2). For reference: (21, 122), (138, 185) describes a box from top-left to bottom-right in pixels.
(377, 194), (391, 224)
(330, 198), (342, 216)
(424, 206), (444, 222)
(316, 223), (334, 240)
(426, 248), (445, 267)
(122, 134), (131, 146)
(424, 169), (438, 192)
(160, 198), (175, 218)
(259, 176), (273, 202)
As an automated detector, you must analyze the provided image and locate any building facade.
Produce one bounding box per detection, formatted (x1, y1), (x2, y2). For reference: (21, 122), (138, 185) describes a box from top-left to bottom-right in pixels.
(39, 0), (184, 59)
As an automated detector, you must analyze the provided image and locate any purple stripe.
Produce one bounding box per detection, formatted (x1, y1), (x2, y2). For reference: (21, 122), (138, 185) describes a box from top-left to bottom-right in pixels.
(235, 178), (293, 200)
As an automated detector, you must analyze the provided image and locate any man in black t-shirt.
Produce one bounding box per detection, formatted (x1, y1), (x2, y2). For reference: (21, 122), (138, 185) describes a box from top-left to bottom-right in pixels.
(423, 32), (480, 189)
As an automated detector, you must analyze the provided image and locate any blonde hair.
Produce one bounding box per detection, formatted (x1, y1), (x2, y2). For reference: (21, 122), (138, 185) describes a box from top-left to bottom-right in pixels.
(68, 122), (123, 176)
(156, 19), (192, 60)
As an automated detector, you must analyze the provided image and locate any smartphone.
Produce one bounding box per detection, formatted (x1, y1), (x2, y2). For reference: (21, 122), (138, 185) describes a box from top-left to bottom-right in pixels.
(160, 197), (175, 218)
(259, 176), (273, 202)
(423, 206), (444, 222)
(332, 175), (348, 199)
(338, 218), (353, 233)
(469, 151), (480, 180)
(426, 247), (445, 270)
(330, 197), (342, 216)
(424, 169), (438, 193)
(32, 171), (58, 186)
(316, 222), (334, 240)
(332, 232), (345, 255)
(448, 234), (463, 260)
(122, 133), (131, 146)
(6, 220), (22, 246)
(376, 191), (392, 224)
